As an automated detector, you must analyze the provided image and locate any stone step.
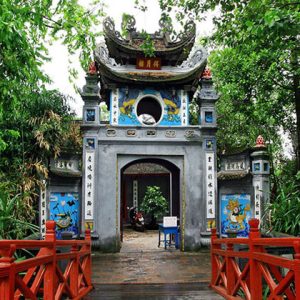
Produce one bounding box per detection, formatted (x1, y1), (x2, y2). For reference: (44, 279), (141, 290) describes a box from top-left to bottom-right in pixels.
(84, 283), (223, 299)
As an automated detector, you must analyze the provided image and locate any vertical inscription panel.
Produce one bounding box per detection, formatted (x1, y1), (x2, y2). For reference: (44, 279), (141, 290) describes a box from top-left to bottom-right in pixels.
(181, 90), (188, 126)
(133, 180), (138, 208)
(111, 89), (119, 125)
(253, 179), (262, 221)
(40, 181), (47, 238)
(206, 152), (215, 218)
(85, 151), (95, 220)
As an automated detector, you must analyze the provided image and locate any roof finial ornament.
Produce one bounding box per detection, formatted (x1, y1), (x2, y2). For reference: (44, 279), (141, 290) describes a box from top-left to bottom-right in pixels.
(202, 67), (212, 79)
(255, 135), (266, 148)
(88, 61), (97, 75)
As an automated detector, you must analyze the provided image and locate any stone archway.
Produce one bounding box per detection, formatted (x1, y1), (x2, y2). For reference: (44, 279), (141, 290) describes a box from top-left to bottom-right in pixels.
(120, 157), (181, 245)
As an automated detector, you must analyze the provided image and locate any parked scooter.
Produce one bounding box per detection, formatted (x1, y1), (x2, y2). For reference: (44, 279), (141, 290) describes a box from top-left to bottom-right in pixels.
(127, 206), (145, 232)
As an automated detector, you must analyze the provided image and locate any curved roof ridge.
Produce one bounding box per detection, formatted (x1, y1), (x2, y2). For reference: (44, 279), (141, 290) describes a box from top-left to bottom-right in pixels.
(94, 42), (207, 85)
(103, 16), (196, 48)
(102, 16), (196, 64)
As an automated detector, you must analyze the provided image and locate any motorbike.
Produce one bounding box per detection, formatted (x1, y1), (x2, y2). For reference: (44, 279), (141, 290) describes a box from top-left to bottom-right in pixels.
(127, 206), (145, 232)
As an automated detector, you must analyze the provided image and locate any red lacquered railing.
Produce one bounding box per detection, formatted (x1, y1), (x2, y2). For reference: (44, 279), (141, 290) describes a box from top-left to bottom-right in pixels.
(0, 221), (92, 300)
(210, 219), (300, 300)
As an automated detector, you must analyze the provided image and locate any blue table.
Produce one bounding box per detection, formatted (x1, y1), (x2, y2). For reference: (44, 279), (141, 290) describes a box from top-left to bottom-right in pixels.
(158, 224), (179, 249)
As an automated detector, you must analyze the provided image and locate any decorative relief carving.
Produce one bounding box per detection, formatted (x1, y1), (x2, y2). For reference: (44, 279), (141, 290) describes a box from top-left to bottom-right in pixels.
(94, 43), (120, 67)
(158, 17), (173, 34)
(170, 20), (196, 43)
(103, 17), (128, 43)
(185, 130), (195, 138)
(126, 129), (136, 137)
(225, 161), (245, 171)
(81, 76), (100, 95)
(146, 130), (156, 137)
(106, 129), (116, 137)
(178, 48), (204, 69)
(199, 88), (218, 99)
(103, 17), (115, 33)
(165, 130), (176, 138)
(102, 16), (196, 48)
(121, 14), (136, 32)
(54, 159), (74, 170)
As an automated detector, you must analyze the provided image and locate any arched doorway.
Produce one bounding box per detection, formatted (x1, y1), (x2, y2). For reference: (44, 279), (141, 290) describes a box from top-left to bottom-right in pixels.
(120, 158), (180, 244)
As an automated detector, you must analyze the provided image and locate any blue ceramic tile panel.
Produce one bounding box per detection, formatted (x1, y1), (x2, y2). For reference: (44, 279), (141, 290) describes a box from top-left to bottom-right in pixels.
(254, 162), (261, 172)
(113, 88), (186, 126)
(86, 138), (95, 150)
(49, 192), (80, 239)
(160, 90), (181, 126)
(220, 194), (252, 237)
(118, 88), (140, 125)
(205, 139), (215, 150)
(205, 111), (213, 123)
(86, 109), (95, 122)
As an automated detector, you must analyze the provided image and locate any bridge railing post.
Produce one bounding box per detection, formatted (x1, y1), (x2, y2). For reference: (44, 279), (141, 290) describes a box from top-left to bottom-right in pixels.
(85, 229), (92, 286)
(293, 241), (300, 300)
(70, 243), (79, 296)
(226, 242), (235, 295)
(0, 245), (16, 300)
(248, 218), (262, 300)
(44, 220), (56, 300)
(210, 228), (219, 286)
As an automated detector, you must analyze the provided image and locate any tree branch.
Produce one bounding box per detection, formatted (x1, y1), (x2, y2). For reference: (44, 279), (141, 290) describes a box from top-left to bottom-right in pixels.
(279, 2), (300, 8)
(42, 15), (62, 27)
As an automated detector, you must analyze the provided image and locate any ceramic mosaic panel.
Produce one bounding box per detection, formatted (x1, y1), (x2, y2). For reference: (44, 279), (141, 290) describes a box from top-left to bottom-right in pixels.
(85, 109), (96, 122)
(220, 194), (252, 237)
(49, 192), (80, 239)
(110, 88), (189, 126)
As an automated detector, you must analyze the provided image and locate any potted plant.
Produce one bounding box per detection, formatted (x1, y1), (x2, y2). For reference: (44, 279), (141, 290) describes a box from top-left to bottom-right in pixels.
(140, 186), (168, 229)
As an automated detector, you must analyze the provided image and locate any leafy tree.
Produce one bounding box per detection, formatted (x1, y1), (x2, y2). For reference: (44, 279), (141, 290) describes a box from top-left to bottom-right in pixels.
(0, 0), (104, 150)
(141, 186), (169, 221)
(158, 0), (300, 170)
(0, 0), (101, 233)
(210, 47), (293, 156)
(0, 90), (82, 227)
(157, 0), (300, 235)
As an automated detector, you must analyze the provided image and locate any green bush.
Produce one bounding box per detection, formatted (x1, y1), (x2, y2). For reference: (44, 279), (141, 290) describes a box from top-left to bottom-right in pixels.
(265, 171), (300, 236)
(140, 186), (168, 221)
(0, 184), (38, 239)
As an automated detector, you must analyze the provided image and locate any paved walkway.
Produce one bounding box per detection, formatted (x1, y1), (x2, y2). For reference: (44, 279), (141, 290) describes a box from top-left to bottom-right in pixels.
(86, 229), (223, 299)
(85, 283), (223, 299)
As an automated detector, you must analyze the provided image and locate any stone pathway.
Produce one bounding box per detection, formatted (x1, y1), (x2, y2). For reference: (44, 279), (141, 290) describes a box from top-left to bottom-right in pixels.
(86, 229), (223, 299)
(85, 283), (223, 299)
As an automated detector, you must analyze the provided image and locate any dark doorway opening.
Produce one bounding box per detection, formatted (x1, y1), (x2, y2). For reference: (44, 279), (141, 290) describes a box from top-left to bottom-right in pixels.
(120, 158), (180, 243)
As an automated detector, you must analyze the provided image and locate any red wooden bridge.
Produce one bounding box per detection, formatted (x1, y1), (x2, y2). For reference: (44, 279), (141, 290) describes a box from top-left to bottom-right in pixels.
(211, 219), (300, 299)
(0, 219), (299, 299)
(0, 221), (92, 299)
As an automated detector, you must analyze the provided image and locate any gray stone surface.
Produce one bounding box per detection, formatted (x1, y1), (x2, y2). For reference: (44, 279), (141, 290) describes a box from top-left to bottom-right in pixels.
(84, 284), (224, 299)
(84, 125), (216, 252)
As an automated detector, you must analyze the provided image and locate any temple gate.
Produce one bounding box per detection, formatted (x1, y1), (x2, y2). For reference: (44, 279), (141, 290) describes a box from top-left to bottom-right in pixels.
(80, 16), (219, 251)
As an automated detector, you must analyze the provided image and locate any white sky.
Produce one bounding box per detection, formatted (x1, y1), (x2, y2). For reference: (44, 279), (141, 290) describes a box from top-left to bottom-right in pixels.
(44, 0), (216, 116)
